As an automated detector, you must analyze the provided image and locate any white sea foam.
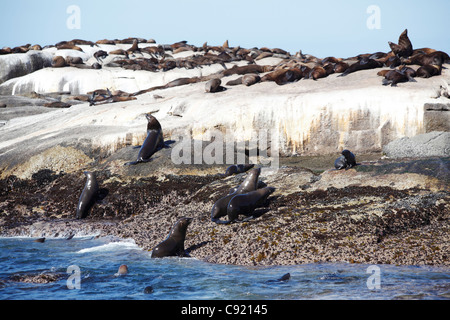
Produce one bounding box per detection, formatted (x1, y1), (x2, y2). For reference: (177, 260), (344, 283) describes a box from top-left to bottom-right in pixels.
(77, 240), (141, 254)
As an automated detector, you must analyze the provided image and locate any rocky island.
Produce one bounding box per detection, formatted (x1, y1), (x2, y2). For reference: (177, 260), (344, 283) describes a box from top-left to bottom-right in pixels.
(0, 32), (449, 266)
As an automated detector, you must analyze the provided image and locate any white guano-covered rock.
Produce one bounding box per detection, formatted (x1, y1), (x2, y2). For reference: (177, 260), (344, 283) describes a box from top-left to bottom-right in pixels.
(0, 51), (53, 84)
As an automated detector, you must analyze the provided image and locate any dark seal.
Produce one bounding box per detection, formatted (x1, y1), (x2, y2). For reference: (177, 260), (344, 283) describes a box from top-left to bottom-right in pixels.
(266, 273), (291, 284)
(211, 168), (261, 223)
(76, 171), (99, 219)
(416, 64), (442, 78)
(125, 114), (165, 165)
(338, 58), (383, 77)
(388, 29), (413, 58)
(334, 150), (357, 170)
(382, 68), (416, 87)
(151, 217), (193, 258)
(223, 187), (276, 224)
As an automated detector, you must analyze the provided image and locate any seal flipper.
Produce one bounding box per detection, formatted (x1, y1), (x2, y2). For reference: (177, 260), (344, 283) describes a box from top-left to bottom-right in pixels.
(138, 158), (153, 163)
(211, 217), (233, 225)
(124, 160), (141, 166)
(239, 215), (256, 223)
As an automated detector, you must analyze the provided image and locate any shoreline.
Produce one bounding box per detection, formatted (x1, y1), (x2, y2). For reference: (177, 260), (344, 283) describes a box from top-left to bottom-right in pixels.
(1, 155), (448, 267)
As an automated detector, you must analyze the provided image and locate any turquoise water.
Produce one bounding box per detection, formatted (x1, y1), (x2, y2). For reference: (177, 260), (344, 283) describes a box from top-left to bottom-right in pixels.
(0, 237), (449, 300)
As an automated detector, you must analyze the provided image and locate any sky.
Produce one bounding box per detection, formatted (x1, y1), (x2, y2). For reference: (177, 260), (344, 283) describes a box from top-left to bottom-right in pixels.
(1, 0), (449, 58)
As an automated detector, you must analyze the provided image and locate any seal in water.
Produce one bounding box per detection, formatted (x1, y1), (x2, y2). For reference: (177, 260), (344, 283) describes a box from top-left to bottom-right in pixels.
(266, 273), (291, 284)
(151, 217), (193, 258)
(334, 149), (357, 170)
(211, 168), (261, 223)
(116, 265), (128, 276)
(76, 171), (99, 219)
(222, 186), (276, 224)
(125, 115), (165, 165)
(144, 286), (154, 294)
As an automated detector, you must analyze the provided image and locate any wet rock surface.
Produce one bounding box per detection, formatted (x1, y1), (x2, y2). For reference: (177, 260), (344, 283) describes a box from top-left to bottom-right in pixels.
(383, 132), (450, 158)
(1, 156), (448, 267)
(8, 271), (65, 284)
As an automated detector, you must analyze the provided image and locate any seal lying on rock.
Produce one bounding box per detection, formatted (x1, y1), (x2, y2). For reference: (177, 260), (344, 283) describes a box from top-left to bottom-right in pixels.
(205, 78), (226, 93)
(334, 149), (357, 170)
(151, 217), (193, 258)
(416, 64), (442, 78)
(338, 58), (383, 77)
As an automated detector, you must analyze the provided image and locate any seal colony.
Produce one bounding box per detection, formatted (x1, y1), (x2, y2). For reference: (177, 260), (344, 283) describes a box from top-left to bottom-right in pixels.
(0, 30), (449, 266)
(2, 29), (448, 106)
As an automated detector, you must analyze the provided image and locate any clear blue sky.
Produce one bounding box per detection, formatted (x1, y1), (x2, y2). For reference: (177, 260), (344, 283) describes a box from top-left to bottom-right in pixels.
(1, 0), (449, 58)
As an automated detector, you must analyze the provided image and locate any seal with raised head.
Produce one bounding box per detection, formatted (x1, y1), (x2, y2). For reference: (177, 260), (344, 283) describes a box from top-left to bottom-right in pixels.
(222, 187), (276, 224)
(334, 149), (357, 170)
(151, 217), (193, 258)
(76, 171), (99, 219)
(125, 115), (164, 165)
(388, 29), (413, 58)
(211, 167), (261, 223)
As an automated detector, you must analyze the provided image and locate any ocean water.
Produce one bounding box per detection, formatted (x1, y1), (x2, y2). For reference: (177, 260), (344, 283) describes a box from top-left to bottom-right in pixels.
(0, 236), (449, 300)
